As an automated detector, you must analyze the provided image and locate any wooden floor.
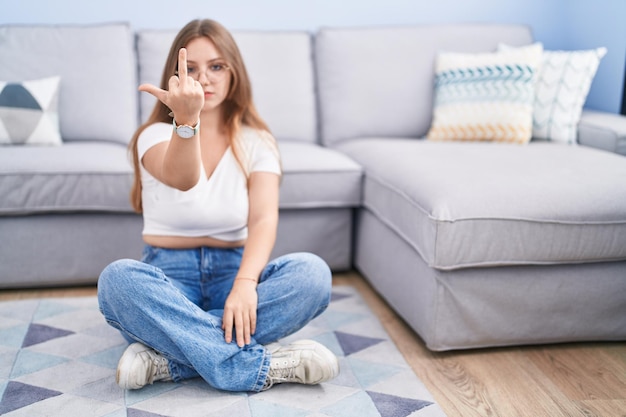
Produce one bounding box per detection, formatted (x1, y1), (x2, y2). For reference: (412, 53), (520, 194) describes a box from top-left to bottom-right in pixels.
(1, 271), (625, 417)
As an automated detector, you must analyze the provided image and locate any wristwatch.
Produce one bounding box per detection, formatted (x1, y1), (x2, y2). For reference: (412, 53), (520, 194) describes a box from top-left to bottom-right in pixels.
(173, 118), (200, 139)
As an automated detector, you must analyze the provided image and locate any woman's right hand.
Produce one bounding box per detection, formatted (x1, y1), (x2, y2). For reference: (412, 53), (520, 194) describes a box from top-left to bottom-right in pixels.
(139, 48), (204, 126)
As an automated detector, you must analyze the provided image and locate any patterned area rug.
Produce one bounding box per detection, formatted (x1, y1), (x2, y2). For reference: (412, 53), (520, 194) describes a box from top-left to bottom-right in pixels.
(0, 286), (447, 417)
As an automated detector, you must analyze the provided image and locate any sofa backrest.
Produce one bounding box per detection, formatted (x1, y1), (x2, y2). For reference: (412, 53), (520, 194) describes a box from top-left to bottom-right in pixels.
(0, 23), (138, 145)
(137, 30), (318, 144)
(315, 24), (534, 146)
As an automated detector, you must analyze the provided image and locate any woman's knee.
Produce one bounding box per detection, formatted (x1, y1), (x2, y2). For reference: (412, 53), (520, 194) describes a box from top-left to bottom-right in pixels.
(97, 258), (160, 308)
(98, 259), (140, 292)
(287, 252), (332, 300)
(289, 253), (333, 322)
(98, 258), (163, 319)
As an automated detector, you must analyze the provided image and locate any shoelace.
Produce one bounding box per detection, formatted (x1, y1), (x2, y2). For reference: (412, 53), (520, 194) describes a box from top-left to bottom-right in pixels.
(148, 355), (170, 384)
(263, 358), (298, 390)
(271, 360), (298, 381)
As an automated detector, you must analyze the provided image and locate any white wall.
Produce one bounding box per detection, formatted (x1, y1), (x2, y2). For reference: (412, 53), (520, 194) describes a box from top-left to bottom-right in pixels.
(0, 0), (560, 32)
(561, 0), (626, 114)
(2, 0), (624, 114)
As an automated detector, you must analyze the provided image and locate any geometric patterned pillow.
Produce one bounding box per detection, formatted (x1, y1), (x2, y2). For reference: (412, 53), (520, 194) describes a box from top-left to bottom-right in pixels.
(0, 76), (62, 146)
(532, 48), (607, 144)
(499, 44), (607, 144)
(427, 43), (543, 145)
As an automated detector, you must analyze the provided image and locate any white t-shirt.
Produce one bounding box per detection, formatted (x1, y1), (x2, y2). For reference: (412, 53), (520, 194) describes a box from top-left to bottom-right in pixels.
(138, 122), (281, 241)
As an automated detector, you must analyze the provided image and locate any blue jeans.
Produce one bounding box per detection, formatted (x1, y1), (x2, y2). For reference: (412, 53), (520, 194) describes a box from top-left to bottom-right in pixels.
(97, 246), (332, 392)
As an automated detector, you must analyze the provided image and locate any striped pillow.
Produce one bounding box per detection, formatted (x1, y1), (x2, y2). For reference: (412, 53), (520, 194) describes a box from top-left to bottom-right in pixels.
(427, 43), (543, 144)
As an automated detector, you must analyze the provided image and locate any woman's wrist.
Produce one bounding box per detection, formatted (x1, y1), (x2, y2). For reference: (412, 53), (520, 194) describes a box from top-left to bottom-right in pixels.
(173, 116), (200, 128)
(235, 276), (258, 284)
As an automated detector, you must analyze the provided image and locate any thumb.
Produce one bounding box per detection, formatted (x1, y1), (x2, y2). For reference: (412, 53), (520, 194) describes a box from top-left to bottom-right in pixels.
(138, 83), (167, 102)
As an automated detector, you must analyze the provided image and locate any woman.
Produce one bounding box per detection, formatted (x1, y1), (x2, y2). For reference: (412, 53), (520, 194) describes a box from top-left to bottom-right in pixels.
(97, 19), (339, 392)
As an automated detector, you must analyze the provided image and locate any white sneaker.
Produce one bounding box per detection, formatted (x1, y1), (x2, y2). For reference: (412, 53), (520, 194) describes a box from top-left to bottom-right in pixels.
(263, 340), (339, 390)
(116, 342), (172, 390)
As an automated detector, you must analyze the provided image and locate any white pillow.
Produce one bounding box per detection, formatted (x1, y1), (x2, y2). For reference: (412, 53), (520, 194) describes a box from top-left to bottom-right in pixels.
(0, 76), (61, 146)
(427, 43), (543, 144)
(499, 44), (607, 144)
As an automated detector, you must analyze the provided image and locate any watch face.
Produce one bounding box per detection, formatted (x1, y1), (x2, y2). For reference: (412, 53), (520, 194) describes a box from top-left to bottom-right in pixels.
(176, 125), (195, 139)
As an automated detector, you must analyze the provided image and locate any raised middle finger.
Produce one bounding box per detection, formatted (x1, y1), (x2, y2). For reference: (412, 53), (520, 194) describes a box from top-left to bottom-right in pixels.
(177, 48), (188, 80)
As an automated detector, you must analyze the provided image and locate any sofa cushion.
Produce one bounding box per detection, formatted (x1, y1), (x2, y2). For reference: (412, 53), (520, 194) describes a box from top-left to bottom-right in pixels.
(316, 24), (533, 146)
(278, 142), (362, 208)
(0, 141), (362, 215)
(136, 29), (317, 144)
(0, 76), (61, 146)
(0, 23), (138, 145)
(426, 43), (543, 144)
(0, 142), (134, 215)
(500, 44), (607, 145)
(337, 138), (626, 269)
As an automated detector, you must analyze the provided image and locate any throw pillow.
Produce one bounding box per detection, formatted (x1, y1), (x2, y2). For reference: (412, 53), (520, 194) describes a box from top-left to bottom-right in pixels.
(500, 44), (607, 144)
(427, 43), (543, 144)
(0, 76), (62, 146)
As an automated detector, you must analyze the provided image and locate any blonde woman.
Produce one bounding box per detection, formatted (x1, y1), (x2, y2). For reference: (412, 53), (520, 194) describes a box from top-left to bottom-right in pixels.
(97, 19), (338, 392)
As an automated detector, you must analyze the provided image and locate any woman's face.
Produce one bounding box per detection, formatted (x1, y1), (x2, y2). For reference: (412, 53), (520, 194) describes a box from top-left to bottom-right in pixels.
(184, 36), (232, 113)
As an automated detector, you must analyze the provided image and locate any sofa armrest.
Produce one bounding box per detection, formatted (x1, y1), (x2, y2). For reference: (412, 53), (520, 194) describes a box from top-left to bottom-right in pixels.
(578, 110), (626, 156)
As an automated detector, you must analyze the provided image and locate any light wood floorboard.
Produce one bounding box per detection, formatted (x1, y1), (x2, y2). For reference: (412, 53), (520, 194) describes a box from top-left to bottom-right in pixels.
(335, 271), (626, 417)
(1, 270), (625, 417)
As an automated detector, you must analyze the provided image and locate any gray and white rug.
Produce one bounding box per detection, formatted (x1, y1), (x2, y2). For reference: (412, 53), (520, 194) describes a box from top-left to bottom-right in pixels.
(0, 286), (447, 417)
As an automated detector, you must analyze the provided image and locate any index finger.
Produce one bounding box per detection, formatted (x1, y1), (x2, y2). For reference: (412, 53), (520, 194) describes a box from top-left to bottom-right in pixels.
(177, 48), (188, 79)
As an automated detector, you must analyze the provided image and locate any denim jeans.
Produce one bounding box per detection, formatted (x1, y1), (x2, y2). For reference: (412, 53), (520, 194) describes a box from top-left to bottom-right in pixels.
(97, 245), (332, 392)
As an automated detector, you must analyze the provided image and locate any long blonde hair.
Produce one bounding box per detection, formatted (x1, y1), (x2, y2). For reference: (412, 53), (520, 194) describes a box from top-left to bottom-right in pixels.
(129, 19), (277, 213)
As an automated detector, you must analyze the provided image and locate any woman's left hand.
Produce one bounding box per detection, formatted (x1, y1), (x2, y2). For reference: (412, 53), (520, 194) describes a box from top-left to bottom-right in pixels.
(222, 280), (258, 347)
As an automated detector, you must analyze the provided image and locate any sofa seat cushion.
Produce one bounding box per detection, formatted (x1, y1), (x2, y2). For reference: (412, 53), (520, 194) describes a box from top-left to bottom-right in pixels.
(278, 141), (362, 208)
(0, 142), (134, 215)
(336, 139), (626, 270)
(0, 141), (363, 216)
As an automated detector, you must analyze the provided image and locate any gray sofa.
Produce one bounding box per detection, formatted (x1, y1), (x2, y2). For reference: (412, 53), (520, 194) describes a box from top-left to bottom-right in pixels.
(0, 23), (362, 287)
(1, 22), (625, 351)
